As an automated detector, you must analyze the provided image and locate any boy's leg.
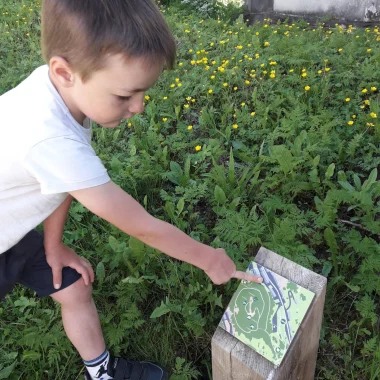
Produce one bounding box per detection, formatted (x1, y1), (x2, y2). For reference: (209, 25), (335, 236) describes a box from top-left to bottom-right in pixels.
(17, 230), (169, 379)
(50, 277), (106, 361)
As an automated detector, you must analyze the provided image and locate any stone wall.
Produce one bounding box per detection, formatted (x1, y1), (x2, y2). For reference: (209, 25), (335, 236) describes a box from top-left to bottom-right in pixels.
(245, 0), (380, 23)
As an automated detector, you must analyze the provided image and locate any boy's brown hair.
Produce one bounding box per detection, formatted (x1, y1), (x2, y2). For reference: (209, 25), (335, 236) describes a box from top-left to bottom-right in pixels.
(41, 0), (176, 81)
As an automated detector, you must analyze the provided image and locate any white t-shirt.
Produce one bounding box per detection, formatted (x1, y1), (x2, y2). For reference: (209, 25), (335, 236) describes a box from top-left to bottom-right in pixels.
(0, 65), (111, 254)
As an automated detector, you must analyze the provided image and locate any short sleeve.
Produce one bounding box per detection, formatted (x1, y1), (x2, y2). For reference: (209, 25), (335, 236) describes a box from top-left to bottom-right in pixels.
(24, 136), (111, 194)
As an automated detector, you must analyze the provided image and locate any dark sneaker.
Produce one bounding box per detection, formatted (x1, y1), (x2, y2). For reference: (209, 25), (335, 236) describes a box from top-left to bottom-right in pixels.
(84, 355), (169, 380)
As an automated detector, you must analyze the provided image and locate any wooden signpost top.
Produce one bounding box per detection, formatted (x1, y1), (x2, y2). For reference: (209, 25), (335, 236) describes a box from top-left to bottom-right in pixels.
(212, 247), (327, 380)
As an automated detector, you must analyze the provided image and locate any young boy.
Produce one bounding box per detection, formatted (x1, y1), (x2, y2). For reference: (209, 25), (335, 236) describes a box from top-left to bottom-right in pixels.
(0, 0), (263, 379)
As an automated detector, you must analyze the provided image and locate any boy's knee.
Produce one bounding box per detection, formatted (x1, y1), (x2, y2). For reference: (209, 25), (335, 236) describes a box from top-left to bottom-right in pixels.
(51, 277), (93, 306)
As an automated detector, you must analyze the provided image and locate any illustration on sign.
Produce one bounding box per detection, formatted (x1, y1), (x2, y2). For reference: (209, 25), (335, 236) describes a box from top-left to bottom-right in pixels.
(219, 262), (315, 366)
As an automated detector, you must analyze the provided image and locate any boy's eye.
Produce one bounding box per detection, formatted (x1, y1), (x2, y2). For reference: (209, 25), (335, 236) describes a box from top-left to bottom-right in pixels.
(117, 95), (131, 101)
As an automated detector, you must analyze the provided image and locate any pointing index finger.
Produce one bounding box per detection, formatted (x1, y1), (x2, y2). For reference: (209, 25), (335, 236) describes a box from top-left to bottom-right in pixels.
(233, 270), (263, 283)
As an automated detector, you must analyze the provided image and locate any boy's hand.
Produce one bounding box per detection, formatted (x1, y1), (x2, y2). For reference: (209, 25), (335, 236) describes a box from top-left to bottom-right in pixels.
(204, 248), (263, 285)
(45, 243), (94, 290)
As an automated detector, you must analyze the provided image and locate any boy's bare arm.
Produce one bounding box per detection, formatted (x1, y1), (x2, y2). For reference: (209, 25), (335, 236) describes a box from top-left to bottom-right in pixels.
(43, 194), (94, 288)
(43, 194), (73, 250)
(69, 181), (217, 272)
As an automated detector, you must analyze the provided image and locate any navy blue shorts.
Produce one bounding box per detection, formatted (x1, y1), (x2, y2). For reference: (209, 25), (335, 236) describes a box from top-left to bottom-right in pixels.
(0, 229), (81, 301)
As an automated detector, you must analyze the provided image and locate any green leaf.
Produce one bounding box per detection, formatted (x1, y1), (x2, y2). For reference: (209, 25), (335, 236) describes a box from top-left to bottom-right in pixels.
(353, 174), (361, 191)
(214, 185), (226, 204)
(312, 155), (320, 168)
(324, 228), (338, 254)
(271, 145), (295, 175)
(0, 362), (16, 379)
(22, 351), (41, 361)
(322, 260), (333, 277)
(325, 163), (335, 180)
(338, 181), (355, 192)
(362, 168), (378, 191)
(122, 276), (141, 284)
(228, 147), (235, 184)
(165, 201), (176, 221)
(110, 156), (123, 173)
(129, 236), (145, 260)
(177, 198), (185, 215)
(109, 236), (119, 252)
(96, 262), (105, 285)
(150, 300), (171, 319)
(344, 282), (360, 292)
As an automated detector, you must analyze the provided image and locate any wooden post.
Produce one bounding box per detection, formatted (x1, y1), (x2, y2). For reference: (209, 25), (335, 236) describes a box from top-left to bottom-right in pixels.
(212, 247), (327, 380)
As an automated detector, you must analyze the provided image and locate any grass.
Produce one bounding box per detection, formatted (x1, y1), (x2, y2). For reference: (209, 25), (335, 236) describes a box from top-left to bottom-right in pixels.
(1, 1), (380, 379)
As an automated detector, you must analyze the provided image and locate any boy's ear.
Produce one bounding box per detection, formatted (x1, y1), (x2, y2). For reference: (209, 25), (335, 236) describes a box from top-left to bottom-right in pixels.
(49, 56), (76, 88)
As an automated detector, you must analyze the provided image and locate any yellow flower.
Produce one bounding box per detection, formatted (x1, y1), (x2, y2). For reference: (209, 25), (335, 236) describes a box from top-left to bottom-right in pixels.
(163, 96), (168, 100)
(364, 100), (370, 105)
(289, 69), (294, 73)
(270, 73), (276, 79)
(367, 122), (375, 127)
(208, 89), (213, 94)
(223, 83), (228, 87)
(163, 118), (168, 122)
(195, 145), (202, 151)
(211, 75), (215, 79)
(338, 48), (343, 52)
(234, 87), (238, 91)
(255, 54), (260, 59)
(345, 98), (350, 102)
(144, 95), (150, 100)
(184, 104), (189, 109)
(175, 78), (180, 83)
(305, 86), (311, 91)
(187, 125), (193, 130)
(367, 48), (372, 53)
(177, 83), (182, 87)
(128, 123), (132, 127)
(269, 61), (277, 66)
(260, 63), (265, 68)
(362, 88), (368, 93)
(186, 97), (192, 101)
(251, 112), (256, 117)
(371, 86), (377, 91)
(179, 62), (183, 67)
(348, 120), (354, 125)
(191, 99), (195, 103)
(236, 45), (243, 49)
(302, 73), (307, 78)
(189, 49), (193, 53)
(232, 124), (238, 129)
(325, 67), (331, 72)
(245, 80), (250, 85)
(370, 112), (377, 118)
(241, 102), (246, 107)
(264, 41), (270, 47)
(170, 84), (175, 88)
(318, 70), (322, 74)
(191, 60), (196, 65)
(324, 59), (329, 63)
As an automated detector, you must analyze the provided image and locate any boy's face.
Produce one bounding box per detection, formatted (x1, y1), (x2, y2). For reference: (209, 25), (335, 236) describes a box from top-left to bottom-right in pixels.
(70, 54), (164, 128)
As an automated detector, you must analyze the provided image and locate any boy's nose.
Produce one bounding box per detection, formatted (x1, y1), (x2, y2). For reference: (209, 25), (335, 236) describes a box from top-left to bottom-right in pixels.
(128, 98), (145, 115)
